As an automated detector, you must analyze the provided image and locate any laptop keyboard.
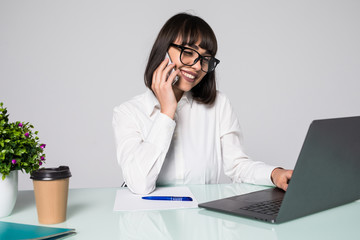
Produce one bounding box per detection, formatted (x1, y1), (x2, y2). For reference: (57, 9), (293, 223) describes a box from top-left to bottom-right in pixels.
(240, 199), (283, 215)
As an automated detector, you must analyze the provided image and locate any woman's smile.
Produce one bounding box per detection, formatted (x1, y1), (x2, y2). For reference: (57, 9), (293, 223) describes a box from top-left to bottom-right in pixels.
(180, 70), (197, 82)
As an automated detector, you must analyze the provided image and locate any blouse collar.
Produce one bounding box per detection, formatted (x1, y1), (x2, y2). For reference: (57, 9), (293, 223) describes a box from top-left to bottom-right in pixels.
(144, 89), (194, 117)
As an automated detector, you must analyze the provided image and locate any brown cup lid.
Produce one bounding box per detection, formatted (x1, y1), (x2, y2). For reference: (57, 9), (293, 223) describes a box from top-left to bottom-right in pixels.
(30, 166), (72, 180)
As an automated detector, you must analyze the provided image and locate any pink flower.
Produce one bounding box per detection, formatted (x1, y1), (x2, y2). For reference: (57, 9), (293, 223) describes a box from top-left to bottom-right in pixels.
(18, 123), (23, 127)
(39, 161), (43, 166)
(11, 159), (17, 164)
(41, 156), (45, 161)
(24, 132), (29, 137)
(40, 144), (46, 149)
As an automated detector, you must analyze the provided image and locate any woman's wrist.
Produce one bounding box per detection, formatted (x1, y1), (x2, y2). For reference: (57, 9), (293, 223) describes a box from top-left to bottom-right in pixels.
(271, 167), (283, 184)
(160, 107), (176, 120)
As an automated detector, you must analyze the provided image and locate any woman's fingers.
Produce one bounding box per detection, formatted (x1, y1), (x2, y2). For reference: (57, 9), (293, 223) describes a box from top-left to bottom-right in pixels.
(152, 59), (178, 92)
(152, 58), (169, 88)
(271, 168), (293, 191)
(150, 58), (178, 119)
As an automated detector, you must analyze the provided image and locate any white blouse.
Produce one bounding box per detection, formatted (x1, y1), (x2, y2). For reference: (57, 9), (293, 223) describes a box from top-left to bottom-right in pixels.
(112, 89), (276, 194)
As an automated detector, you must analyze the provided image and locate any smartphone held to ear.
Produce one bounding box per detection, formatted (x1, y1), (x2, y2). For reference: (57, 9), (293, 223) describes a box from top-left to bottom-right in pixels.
(165, 53), (179, 85)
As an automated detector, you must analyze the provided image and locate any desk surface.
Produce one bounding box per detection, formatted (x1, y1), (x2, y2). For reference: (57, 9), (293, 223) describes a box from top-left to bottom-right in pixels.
(2, 184), (360, 240)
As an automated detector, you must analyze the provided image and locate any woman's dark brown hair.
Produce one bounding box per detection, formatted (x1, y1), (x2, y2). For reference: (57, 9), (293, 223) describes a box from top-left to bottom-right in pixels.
(144, 13), (218, 105)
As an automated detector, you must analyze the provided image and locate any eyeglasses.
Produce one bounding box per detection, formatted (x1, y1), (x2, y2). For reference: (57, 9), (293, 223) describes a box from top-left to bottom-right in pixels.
(169, 43), (220, 73)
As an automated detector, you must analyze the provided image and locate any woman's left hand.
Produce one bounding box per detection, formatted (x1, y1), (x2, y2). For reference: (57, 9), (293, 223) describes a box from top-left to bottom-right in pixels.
(271, 168), (293, 191)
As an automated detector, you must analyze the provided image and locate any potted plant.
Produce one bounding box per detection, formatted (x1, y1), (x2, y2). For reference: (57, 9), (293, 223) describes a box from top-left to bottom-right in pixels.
(0, 102), (46, 217)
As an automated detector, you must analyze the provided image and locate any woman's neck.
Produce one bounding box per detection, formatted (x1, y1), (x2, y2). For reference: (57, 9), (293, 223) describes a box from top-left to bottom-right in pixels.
(173, 88), (184, 102)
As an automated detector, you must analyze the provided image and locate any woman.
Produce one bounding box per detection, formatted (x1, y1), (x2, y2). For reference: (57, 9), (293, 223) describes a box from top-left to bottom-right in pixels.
(113, 13), (292, 194)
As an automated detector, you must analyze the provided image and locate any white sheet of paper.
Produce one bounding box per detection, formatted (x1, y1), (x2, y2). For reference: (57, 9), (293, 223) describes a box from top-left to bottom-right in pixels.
(113, 186), (198, 211)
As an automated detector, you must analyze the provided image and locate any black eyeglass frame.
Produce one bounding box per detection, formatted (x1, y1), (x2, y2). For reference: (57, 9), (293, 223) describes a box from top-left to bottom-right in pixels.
(169, 43), (220, 73)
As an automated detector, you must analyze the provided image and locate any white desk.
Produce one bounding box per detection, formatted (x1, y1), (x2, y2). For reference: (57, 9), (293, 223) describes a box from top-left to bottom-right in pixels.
(2, 184), (360, 240)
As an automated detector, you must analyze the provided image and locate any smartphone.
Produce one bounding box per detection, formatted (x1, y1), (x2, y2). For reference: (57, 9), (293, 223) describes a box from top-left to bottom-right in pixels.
(165, 52), (179, 85)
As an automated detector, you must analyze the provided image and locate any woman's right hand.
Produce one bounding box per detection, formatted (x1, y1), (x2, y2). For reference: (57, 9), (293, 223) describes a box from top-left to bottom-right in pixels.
(151, 58), (179, 120)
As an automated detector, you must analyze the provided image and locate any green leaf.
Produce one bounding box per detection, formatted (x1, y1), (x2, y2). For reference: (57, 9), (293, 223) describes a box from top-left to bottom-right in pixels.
(0, 103), (45, 177)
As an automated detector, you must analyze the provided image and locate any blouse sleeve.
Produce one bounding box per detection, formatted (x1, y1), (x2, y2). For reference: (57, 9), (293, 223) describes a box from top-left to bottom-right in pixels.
(112, 104), (176, 194)
(219, 96), (276, 186)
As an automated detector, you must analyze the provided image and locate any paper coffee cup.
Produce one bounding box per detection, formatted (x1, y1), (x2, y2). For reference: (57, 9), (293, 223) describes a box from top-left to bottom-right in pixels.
(31, 166), (72, 224)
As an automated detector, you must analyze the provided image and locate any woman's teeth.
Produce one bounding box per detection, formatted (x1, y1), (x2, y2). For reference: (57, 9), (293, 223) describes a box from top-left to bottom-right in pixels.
(182, 71), (195, 79)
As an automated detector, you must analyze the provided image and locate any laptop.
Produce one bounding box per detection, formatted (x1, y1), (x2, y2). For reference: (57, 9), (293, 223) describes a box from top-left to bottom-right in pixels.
(199, 116), (360, 223)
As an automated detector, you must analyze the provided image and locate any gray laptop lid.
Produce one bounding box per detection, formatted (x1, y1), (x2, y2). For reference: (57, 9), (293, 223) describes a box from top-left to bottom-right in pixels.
(276, 116), (360, 222)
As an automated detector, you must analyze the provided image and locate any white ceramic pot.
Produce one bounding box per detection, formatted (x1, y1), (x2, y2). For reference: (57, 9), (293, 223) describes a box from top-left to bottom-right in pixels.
(0, 170), (18, 218)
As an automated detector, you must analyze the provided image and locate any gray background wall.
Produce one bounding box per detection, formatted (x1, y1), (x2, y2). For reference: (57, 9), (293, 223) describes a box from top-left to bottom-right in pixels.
(1, 0), (359, 190)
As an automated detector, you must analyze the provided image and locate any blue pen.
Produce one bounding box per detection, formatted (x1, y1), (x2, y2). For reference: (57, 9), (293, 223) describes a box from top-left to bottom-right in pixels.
(142, 196), (193, 201)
